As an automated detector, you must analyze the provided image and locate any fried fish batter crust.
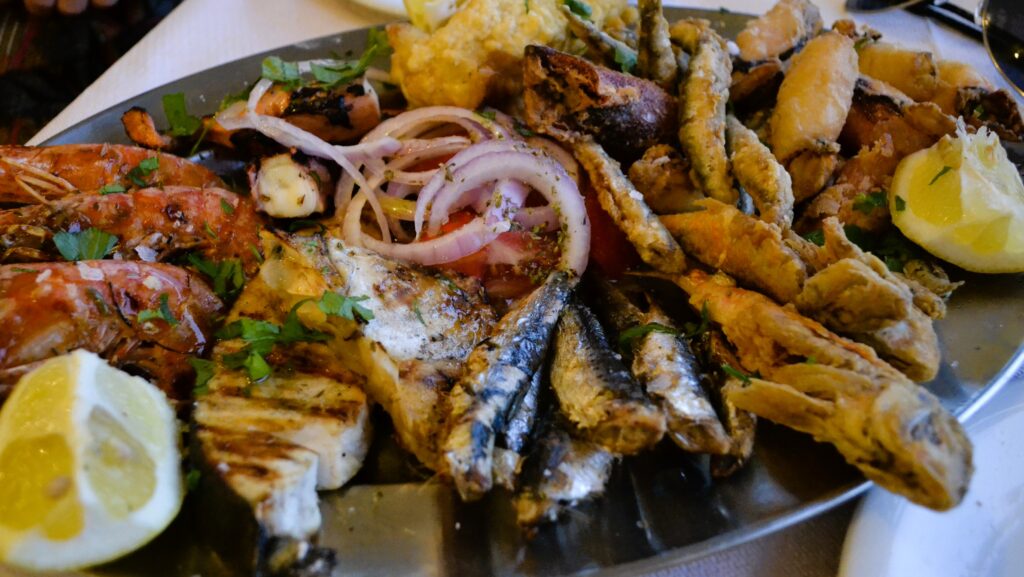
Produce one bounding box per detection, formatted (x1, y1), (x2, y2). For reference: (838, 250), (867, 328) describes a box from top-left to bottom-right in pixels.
(671, 19), (736, 204)
(735, 0), (822, 62)
(672, 270), (971, 511)
(575, 138), (687, 273)
(636, 0), (678, 90)
(726, 114), (794, 227)
(660, 198), (806, 302)
(628, 144), (704, 214)
(857, 41), (939, 103)
(768, 31), (858, 201)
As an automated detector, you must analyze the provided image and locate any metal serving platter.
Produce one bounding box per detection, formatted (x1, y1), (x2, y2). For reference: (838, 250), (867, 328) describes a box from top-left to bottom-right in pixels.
(41, 9), (1024, 577)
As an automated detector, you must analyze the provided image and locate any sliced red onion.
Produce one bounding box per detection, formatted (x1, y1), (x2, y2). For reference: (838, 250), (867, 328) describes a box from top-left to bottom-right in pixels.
(527, 136), (580, 184)
(486, 234), (531, 266)
(417, 150), (590, 273)
(362, 106), (510, 143)
(343, 191), (511, 265)
(480, 180), (530, 225)
(514, 206), (559, 231)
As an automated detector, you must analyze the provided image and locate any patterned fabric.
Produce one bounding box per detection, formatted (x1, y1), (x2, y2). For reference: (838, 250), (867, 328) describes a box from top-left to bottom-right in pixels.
(0, 0), (181, 143)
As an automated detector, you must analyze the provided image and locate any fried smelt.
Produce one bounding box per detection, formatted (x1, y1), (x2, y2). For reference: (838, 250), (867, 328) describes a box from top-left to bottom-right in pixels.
(769, 32), (858, 201)
(514, 425), (615, 528)
(660, 198), (807, 303)
(857, 41), (939, 103)
(673, 270), (972, 511)
(735, 0), (822, 62)
(443, 272), (573, 501)
(522, 45), (677, 164)
(628, 144), (704, 214)
(671, 18), (736, 204)
(591, 277), (730, 455)
(550, 302), (666, 454)
(693, 330), (757, 477)
(900, 259), (963, 318)
(726, 114), (794, 228)
(574, 138), (687, 273)
(796, 218), (941, 381)
(637, 0), (678, 90)
(562, 5), (639, 73)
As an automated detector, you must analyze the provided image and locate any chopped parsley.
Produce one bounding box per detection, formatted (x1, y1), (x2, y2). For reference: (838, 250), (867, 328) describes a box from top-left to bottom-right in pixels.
(843, 224), (920, 273)
(412, 300), (426, 325)
(185, 469), (202, 492)
(137, 293), (179, 326)
(316, 292), (375, 323)
(613, 44), (637, 74)
(929, 165), (953, 186)
(98, 183), (126, 195)
(186, 254), (245, 299)
(894, 196), (906, 212)
(204, 222), (219, 240)
(218, 85), (252, 111)
(127, 157), (160, 187)
(220, 198), (235, 215)
(852, 190), (887, 214)
(53, 228), (118, 261)
(189, 357), (216, 395)
(721, 363), (751, 385)
(618, 323), (679, 349)
(265, 28), (391, 91)
(972, 103), (987, 120)
(804, 356), (817, 365)
(563, 0), (592, 19)
(477, 109), (497, 121)
(682, 302), (711, 339)
(161, 92), (202, 137)
(803, 229), (825, 246)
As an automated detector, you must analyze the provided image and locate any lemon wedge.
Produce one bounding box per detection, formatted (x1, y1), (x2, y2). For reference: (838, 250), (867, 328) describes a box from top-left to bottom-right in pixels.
(0, 350), (182, 572)
(404, 0), (461, 32)
(890, 122), (1024, 273)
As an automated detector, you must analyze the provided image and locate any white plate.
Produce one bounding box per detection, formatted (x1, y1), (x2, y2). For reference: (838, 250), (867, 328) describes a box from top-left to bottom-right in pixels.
(347, 0), (407, 17)
(840, 381), (1024, 577)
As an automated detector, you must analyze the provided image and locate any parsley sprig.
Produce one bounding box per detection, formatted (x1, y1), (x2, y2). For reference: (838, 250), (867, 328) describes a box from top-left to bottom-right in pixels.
(261, 29), (390, 91)
(161, 92), (202, 137)
(137, 293), (179, 327)
(53, 228), (118, 261)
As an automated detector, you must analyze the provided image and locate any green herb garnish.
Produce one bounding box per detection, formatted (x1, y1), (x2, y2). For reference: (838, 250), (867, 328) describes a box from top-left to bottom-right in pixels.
(563, 0), (592, 19)
(894, 196), (906, 212)
(53, 228), (118, 261)
(189, 357), (216, 395)
(138, 293), (179, 326)
(127, 157), (160, 187)
(853, 190), (887, 214)
(161, 92), (202, 137)
(721, 363), (751, 385)
(929, 165), (953, 186)
(98, 183), (126, 195)
(803, 229), (825, 246)
(316, 292), (374, 323)
(618, 323), (679, 349)
(220, 198), (235, 215)
(186, 254), (245, 299)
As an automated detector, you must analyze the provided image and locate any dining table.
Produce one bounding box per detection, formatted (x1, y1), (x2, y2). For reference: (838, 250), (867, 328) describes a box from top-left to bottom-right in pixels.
(26, 0), (1024, 575)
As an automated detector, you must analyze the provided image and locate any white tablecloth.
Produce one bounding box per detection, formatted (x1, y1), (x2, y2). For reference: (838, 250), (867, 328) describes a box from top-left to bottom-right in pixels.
(26, 1), (1023, 575)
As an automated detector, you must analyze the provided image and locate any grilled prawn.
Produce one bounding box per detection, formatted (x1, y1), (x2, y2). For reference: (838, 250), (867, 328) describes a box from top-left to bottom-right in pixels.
(0, 144), (223, 204)
(0, 261), (223, 399)
(0, 186), (261, 271)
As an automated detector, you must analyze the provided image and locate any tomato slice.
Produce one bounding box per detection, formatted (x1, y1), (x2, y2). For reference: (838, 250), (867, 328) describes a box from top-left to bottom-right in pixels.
(584, 187), (641, 278)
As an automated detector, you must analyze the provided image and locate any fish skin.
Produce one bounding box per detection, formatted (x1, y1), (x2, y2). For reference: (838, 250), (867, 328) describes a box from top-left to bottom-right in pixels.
(514, 423), (615, 528)
(550, 301), (666, 454)
(588, 277), (730, 454)
(443, 271), (574, 501)
(493, 367), (544, 490)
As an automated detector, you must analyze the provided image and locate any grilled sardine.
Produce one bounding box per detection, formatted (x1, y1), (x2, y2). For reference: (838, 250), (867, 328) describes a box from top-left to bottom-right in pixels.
(443, 271), (573, 501)
(551, 302), (666, 454)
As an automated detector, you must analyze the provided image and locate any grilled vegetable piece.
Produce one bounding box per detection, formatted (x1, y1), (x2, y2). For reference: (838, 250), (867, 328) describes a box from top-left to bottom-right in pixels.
(725, 114), (794, 228)
(628, 145), (704, 215)
(522, 44), (677, 164)
(591, 277), (729, 454)
(0, 144), (223, 204)
(636, 0), (677, 90)
(735, 0), (822, 62)
(550, 302), (666, 454)
(0, 186), (261, 273)
(671, 19), (736, 204)
(0, 261), (223, 400)
(514, 424), (615, 528)
(561, 5), (639, 75)
(281, 79), (383, 144)
(493, 367), (543, 490)
(660, 198), (807, 303)
(574, 138), (687, 273)
(672, 270), (972, 510)
(768, 32), (858, 201)
(443, 271), (573, 501)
